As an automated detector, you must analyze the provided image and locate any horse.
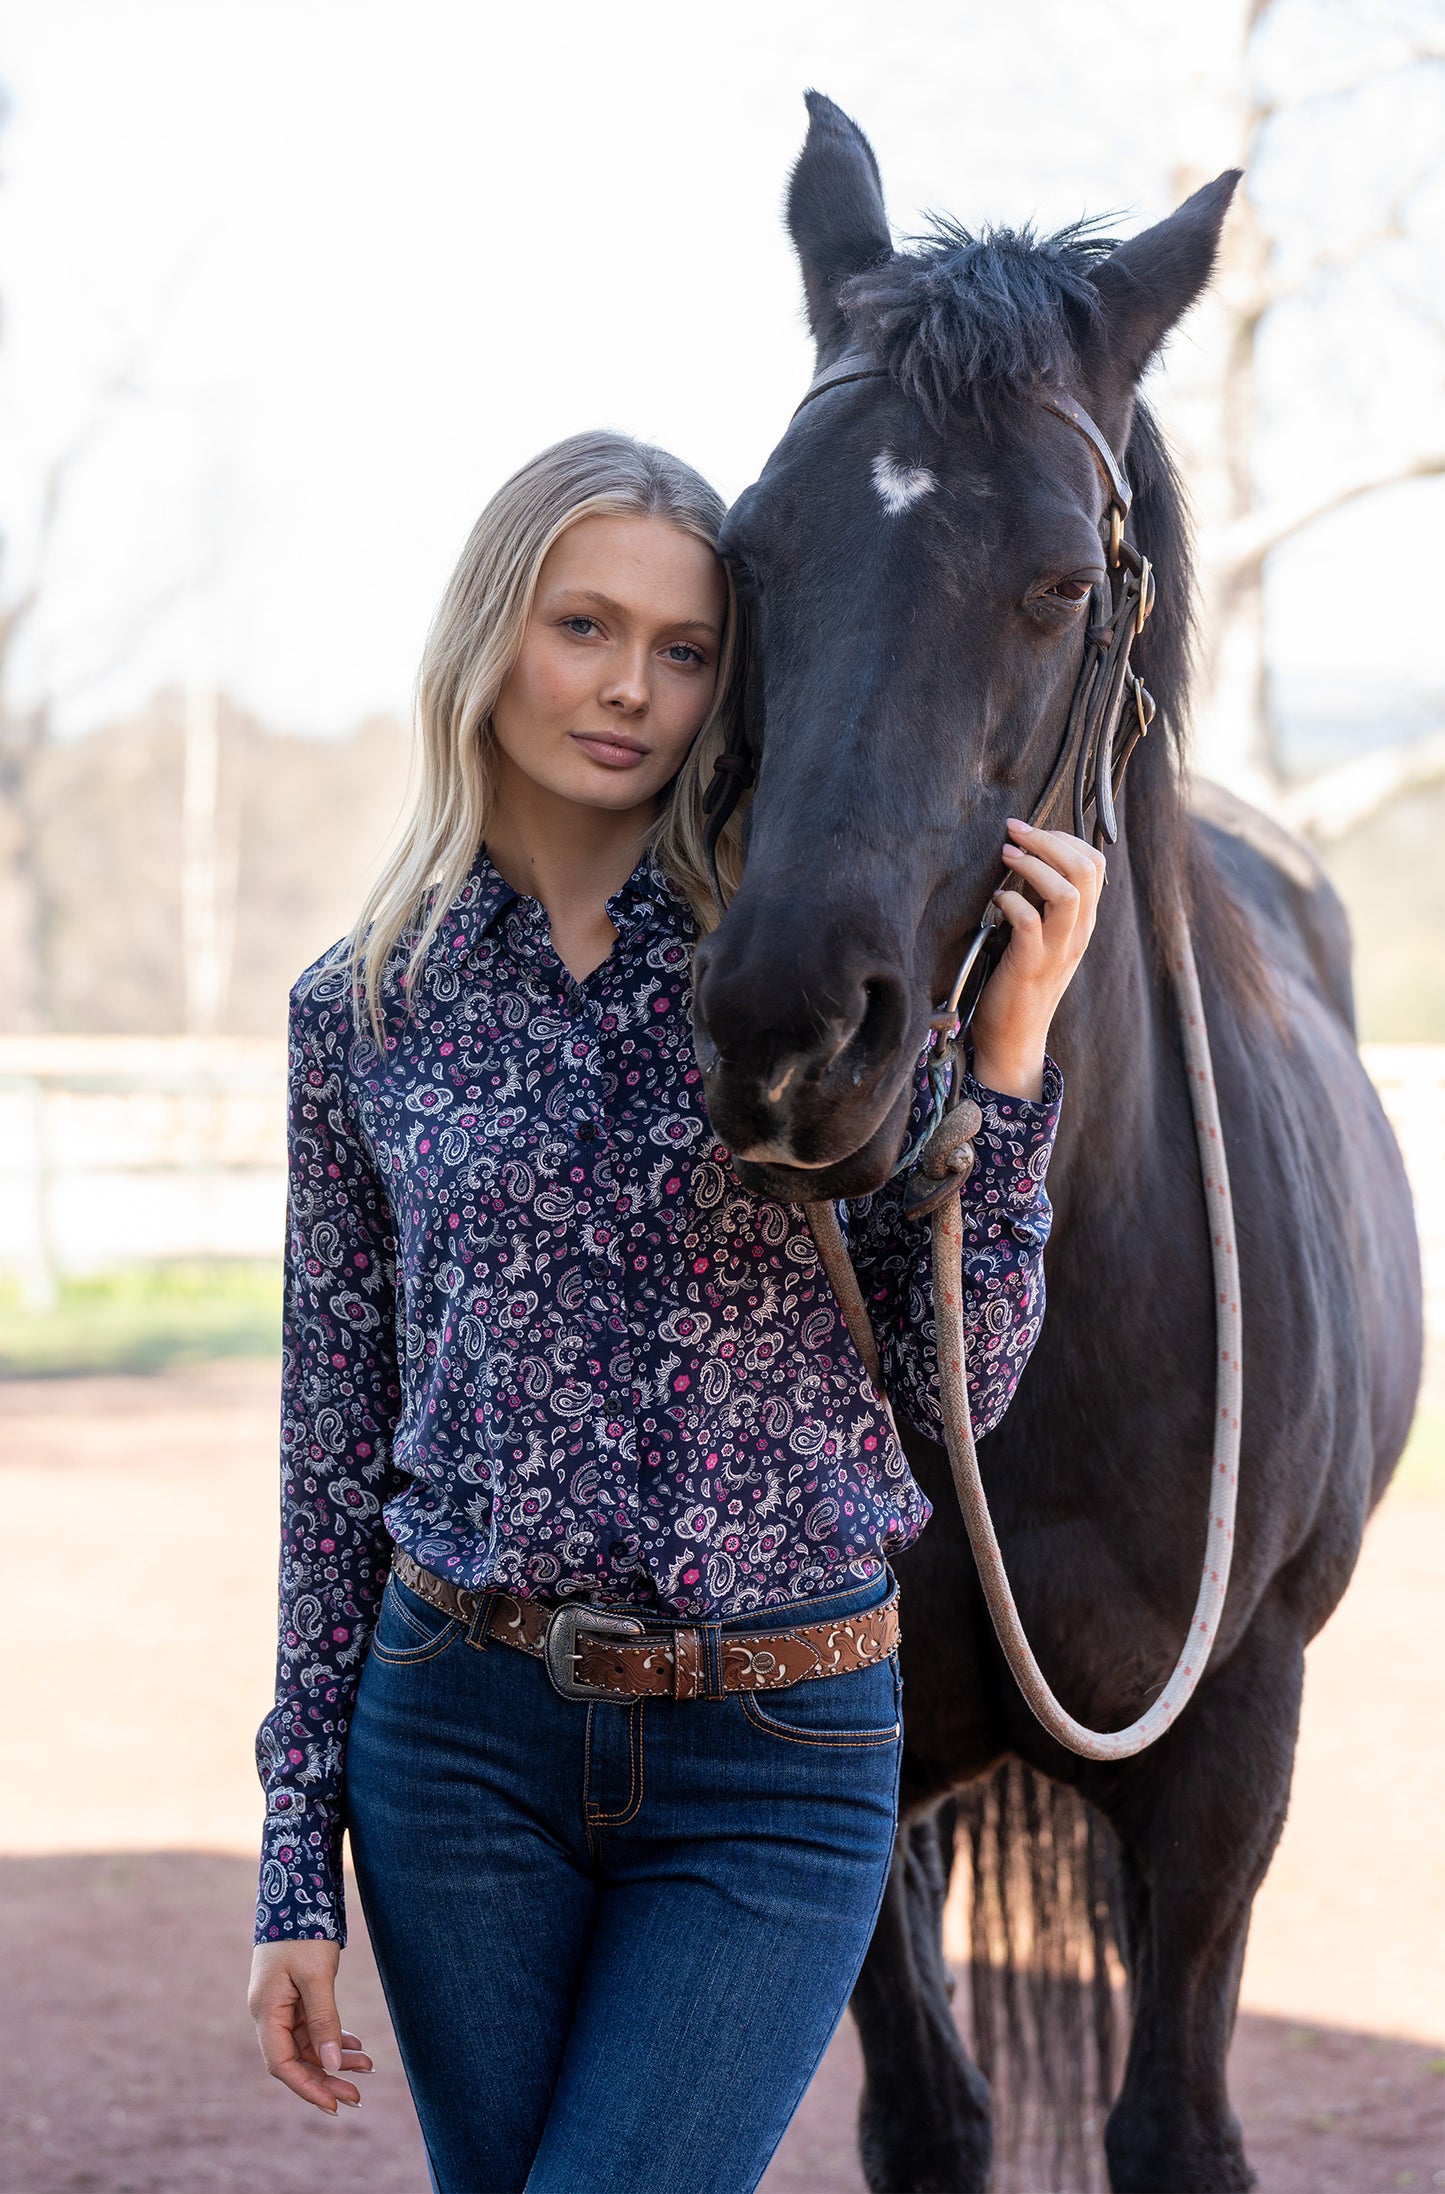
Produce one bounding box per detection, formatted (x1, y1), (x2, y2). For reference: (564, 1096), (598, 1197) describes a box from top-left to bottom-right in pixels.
(690, 93), (1423, 2193)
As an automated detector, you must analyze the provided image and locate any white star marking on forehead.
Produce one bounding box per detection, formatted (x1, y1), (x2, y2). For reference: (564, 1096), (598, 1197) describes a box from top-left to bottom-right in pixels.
(872, 451), (937, 515)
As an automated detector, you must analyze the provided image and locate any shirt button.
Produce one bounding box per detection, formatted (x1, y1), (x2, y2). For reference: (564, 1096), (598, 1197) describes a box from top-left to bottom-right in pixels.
(590, 1256), (610, 1281)
(576, 1121), (598, 1142)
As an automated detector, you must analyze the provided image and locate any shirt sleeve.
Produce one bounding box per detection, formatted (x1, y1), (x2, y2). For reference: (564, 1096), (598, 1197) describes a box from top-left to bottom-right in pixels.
(253, 973), (403, 1945)
(842, 1047), (1063, 1444)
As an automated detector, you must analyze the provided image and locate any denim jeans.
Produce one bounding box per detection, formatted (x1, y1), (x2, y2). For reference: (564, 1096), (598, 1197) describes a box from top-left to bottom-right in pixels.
(345, 1565), (903, 2194)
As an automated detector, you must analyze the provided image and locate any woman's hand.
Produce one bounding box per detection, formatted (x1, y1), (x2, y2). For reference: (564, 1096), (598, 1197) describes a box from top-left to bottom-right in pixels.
(967, 818), (1106, 1101)
(248, 1939), (372, 2112)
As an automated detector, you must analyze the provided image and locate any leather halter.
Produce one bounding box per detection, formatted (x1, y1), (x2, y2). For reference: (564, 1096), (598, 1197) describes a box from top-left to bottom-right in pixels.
(700, 358), (1157, 1197)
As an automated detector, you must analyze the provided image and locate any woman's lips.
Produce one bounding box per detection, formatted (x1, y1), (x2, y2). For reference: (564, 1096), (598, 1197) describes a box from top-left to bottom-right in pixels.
(568, 731), (649, 769)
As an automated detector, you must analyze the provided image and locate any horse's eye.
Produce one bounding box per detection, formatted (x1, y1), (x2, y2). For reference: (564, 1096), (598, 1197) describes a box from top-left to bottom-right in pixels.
(1044, 578), (1092, 604)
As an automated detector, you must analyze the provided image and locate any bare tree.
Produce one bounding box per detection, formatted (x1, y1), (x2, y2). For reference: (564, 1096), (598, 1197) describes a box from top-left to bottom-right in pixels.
(0, 471), (190, 1027)
(1177, 0), (1445, 826)
(0, 422), (98, 1032)
(0, 288), (203, 1031)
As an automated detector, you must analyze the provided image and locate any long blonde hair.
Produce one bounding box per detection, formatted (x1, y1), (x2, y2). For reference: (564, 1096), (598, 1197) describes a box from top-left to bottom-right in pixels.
(335, 430), (747, 1046)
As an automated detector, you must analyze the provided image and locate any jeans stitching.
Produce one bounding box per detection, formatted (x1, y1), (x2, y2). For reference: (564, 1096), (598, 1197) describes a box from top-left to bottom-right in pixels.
(370, 1618), (464, 1666)
(740, 1675), (901, 1748)
(588, 1701), (646, 1827)
(582, 1703), (598, 1862)
(385, 1576), (444, 1642)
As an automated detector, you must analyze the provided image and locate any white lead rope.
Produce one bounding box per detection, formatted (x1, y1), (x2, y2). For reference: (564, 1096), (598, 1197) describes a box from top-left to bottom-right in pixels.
(807, 915), (1242, 1761)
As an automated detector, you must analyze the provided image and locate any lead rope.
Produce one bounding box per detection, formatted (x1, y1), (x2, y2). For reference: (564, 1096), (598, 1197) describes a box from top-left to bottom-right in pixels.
(805, 912), (1242, 1762)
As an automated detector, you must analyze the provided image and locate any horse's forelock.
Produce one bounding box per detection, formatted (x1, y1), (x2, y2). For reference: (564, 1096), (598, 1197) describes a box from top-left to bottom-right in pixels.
(839, 217), (1118, 430)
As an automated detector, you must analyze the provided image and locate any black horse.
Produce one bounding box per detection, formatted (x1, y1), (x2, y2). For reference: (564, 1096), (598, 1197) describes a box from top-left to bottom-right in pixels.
(692, 95), (1423, 2193)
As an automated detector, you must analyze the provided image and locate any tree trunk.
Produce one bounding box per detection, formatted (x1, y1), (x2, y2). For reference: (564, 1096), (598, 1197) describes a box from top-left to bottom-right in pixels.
(1177, 158), (1284, 805)
(0, 705), (53, 1033)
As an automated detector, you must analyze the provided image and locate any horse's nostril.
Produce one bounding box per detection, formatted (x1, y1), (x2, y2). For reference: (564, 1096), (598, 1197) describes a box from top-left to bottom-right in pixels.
(856, 977), (902, 1064)
(693, 933), (910, 1137)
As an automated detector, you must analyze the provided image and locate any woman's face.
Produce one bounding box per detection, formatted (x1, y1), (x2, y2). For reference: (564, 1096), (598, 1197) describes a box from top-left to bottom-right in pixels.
(490, 512), (727, 817)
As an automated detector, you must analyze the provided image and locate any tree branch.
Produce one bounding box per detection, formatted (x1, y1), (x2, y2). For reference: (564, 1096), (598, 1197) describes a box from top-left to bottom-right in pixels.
(1200, 452), (1445, 581)
(1281, 725), (1445, 840)
(47, 576), (195, 708)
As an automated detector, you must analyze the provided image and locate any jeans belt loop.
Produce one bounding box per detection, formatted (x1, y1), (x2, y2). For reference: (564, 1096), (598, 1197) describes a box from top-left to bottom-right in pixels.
(465, 1589), (499, 1650)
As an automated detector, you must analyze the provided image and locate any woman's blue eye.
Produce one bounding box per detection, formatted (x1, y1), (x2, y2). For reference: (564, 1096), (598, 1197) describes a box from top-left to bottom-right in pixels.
(665, 643), (705, 666)
(564, 616), (597, 636)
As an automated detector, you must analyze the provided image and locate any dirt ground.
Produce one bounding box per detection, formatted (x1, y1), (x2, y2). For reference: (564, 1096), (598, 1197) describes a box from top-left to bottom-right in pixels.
(3, 1360), (1443, 2194)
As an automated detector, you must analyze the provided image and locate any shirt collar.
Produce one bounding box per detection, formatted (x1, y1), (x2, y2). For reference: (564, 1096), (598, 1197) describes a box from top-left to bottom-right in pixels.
(429, 846), (519, 967)
(431, 843), (695, 968)
(605, 852), (696, 941)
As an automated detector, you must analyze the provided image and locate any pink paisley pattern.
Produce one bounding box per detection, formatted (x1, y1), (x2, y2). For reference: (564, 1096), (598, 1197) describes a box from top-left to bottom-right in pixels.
(255, 848), (1061, 1940)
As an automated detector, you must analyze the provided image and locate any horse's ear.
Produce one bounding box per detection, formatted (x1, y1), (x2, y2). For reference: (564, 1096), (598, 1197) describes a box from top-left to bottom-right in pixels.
(1087, 171), (1242, 383)
(787, 90), (892, 363)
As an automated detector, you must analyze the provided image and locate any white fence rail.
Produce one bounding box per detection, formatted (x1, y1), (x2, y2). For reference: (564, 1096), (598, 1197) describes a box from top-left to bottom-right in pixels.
(2, 1037), (1442, 1392)
(0, 1038), (286, 1309)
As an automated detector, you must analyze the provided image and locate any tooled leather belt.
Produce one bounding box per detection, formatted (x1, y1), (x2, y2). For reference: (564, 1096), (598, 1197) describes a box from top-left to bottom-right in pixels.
(391, 1546), (900, 1703)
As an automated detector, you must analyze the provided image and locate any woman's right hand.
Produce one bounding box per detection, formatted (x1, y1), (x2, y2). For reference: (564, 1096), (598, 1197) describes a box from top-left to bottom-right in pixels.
(248, 1939), (372, 2112)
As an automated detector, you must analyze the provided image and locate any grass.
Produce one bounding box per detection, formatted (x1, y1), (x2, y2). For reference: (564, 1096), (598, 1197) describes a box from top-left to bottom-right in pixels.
(0, 1261), (282, 1378)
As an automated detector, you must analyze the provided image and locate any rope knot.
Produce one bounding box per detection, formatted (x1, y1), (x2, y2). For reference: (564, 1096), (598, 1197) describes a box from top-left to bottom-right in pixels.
(902, 1099), (983, 1223)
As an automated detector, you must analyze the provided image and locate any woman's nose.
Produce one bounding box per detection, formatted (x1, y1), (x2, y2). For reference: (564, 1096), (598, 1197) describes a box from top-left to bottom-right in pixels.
(600, 651), (650, 714)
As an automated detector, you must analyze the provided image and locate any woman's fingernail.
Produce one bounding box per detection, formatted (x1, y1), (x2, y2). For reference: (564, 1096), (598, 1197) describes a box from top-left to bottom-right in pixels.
(1007, 816), (1030, 831)
(320, 2043), (343, 2074)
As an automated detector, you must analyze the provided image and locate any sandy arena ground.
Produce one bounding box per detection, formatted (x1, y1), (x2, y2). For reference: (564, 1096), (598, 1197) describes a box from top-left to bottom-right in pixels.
(3, 1360), (1443, 2194)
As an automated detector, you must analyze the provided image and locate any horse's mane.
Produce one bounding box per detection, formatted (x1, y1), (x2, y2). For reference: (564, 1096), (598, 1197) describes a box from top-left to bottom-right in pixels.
(841, 218), (1270, 1014)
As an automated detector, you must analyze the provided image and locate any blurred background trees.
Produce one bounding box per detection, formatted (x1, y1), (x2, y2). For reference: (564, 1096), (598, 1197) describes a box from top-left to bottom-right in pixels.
(1, 0), (1442, 1041)
(29, 697), (408, 1033)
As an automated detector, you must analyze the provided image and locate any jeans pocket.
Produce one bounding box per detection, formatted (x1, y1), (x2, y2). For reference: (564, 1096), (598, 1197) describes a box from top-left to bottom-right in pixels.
(740, 1655), (901, 1748)
(368, 1572), (464, 1665)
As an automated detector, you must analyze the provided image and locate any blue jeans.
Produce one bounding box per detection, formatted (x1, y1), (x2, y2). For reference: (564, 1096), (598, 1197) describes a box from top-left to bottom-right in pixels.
(345, 1566), (903, 2194)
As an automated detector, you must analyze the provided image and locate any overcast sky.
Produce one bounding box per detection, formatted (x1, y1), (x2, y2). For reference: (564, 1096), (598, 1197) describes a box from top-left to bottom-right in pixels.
(3, 0), (1441, 741)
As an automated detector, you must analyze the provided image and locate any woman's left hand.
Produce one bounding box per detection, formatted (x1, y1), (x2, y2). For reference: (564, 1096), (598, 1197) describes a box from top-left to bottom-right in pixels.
(966, 819), (1106, 1101)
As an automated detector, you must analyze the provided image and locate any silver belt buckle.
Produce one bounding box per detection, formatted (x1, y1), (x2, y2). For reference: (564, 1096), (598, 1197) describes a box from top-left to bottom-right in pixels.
(543, 1602), (646, 1701)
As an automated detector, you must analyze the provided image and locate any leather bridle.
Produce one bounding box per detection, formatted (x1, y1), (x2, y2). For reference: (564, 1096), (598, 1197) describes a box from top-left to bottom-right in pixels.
(700, 357), (1159, 1200)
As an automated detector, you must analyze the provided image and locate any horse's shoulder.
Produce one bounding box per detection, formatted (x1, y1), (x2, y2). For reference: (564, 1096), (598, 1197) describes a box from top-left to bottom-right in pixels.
(1187, 777), (1324, 890)
(1186, 777), (1355, 1035)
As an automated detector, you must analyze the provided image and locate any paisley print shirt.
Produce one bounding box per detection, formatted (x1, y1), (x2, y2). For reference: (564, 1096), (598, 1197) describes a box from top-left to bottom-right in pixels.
(254, 847), (1062, 1941)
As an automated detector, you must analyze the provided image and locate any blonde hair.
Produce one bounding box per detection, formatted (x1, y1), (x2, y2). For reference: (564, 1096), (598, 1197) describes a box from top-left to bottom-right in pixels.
(335, 430), (747, 1046)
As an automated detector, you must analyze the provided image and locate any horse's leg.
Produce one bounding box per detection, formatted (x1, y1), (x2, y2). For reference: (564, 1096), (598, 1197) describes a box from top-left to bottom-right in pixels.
(1092, 1599), (1305, 2193)
(852, 1803), (993, 2194)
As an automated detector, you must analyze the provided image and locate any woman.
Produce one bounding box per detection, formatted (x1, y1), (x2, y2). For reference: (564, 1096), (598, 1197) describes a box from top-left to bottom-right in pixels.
(247, 430), (1103, 2194)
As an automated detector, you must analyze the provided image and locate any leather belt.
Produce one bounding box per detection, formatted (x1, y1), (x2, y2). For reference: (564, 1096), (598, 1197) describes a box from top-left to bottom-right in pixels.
(390, 1546), (900, 1703)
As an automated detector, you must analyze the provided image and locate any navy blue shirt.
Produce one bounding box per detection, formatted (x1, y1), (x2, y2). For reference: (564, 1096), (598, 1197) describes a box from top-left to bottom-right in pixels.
(255, 847), (1062, 1940)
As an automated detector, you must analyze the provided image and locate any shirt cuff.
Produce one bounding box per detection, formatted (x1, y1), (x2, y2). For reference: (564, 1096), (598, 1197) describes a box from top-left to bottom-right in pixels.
(960, 1051), (1063, 1125)
(255, 1799), (347, 1945)
(957, 1053), (1063, 1207)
